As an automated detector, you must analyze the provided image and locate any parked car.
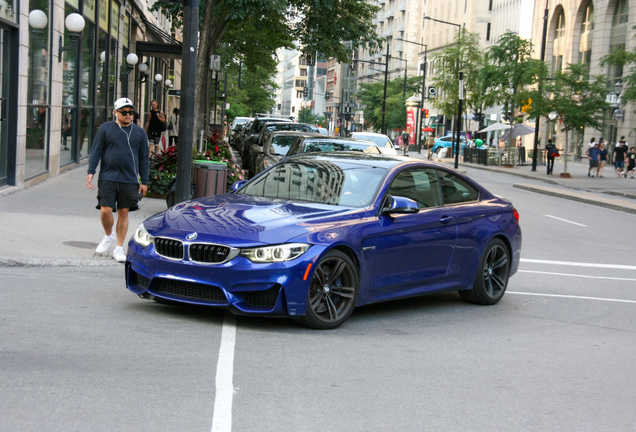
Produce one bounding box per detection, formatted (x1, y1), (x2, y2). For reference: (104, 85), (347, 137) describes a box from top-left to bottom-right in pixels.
(242, 117), (295, 168)
(250, 131), (316, 178)
(350, 132), (397, 155)
(286, 136), (382, 156)
(126, 153), (522, 329)
(229, 117), (253, 146)
(248, 123), (320, 175)
(431, 135), (470, 156)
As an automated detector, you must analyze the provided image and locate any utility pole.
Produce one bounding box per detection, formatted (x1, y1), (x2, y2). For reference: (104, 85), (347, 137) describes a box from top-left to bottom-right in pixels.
(531, 0), (549, 172)
(381, 43), (389, 135)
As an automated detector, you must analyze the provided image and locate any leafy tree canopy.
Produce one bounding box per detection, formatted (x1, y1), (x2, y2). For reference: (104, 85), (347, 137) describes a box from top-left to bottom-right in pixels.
(355, 76), (422, 132)
(428, 30), (483, 116)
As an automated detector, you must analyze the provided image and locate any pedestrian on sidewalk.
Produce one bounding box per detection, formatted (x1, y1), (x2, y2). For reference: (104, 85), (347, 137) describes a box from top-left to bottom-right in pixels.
(144, 100), (166, 154)
(167, 107), (179, 147)
(587, 141), (600, 178)
(626, 147), (636, 179)
(614, 138), (628, 178)
(545, 139), (559, 175)
(426, 133), (435, 160)
(87, 98), (149, 263)
(598, 141), (608, 177)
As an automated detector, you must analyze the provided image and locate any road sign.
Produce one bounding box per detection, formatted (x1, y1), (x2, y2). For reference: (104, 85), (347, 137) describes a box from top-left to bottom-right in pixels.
(614, 109), (625, 121)
(428, 87), (436, 98)
(210, 54), (221, 71)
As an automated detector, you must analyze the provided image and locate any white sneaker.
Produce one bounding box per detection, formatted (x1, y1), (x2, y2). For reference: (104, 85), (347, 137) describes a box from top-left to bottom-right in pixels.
(113, 246), (126, 263)
(96, 233), (116, 254)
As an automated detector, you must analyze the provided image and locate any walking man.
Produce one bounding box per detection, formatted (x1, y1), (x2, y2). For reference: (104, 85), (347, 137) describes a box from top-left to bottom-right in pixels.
(586, 141), (600, 178)
(614, 137), (628, 178)
(87, 98), (149, 262)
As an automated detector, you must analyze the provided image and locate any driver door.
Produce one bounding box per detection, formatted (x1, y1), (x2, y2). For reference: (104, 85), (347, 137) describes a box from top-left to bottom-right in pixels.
(372, 168), (457, 292)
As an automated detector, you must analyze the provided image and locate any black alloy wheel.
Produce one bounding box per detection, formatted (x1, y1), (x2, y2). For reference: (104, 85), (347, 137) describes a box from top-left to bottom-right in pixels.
(459, 238), (510, 305)
(297, 250), (359, 329)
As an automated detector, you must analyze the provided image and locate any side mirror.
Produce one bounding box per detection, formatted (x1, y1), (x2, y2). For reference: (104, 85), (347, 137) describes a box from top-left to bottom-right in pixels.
(382, 195), (420, 215)
(231, 180), (248, 191)
(251, 145), (264, 154)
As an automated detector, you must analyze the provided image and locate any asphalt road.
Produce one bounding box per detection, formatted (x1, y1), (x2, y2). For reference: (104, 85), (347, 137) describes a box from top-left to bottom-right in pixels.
(2, 170), (636, 432)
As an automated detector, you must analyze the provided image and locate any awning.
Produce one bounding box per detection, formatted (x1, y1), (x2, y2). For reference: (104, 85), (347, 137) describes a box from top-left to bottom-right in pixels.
(136, 41), (183, 59)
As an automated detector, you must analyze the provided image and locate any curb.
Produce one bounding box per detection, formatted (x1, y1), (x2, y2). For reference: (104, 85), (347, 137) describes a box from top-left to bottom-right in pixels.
(513, 183), (636, 215)
(0, 257), (121, 268)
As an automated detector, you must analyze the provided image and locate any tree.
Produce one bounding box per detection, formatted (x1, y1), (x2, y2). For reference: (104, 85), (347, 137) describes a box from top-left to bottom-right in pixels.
(547, 63), (611, 175)
(156, 0), (382, 141)
(354, 76), (422, 132)
(428, 30), (484, 117)
(298, 107), (316, 124)
(480, 31), (549, 163)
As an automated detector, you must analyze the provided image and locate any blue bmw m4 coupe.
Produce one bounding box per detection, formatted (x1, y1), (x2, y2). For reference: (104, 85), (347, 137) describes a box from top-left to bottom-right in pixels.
(126, 153), (522, 329)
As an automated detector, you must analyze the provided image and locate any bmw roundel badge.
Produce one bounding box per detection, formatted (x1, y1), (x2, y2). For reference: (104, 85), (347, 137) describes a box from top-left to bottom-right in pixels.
(186, 233), (198, 241)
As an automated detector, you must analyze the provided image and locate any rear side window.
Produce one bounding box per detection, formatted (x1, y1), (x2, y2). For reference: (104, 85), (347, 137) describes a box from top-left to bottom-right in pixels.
(437, 171), (480, 204)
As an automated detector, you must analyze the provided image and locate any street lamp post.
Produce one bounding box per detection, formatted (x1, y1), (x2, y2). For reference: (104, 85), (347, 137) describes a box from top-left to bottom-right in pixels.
(423, 15), (462, 169)
(397, 38), (427, 157)
(531, 0), (550, 172)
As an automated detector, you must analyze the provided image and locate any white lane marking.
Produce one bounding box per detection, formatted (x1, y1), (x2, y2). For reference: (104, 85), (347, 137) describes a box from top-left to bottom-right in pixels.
(521, 259), (636, 271)
(508, 291), (636, 304)
(545, 214), (587, 227)
(211, 313), (237, 432)
(518, 270), (636, 282)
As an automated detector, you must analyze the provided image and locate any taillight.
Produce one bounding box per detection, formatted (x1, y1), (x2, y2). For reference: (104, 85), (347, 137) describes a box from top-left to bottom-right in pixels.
(512, 207), (519, 223)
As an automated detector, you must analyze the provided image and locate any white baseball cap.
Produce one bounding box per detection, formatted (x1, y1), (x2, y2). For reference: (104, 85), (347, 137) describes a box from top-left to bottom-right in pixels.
(114, 97), (135, 111)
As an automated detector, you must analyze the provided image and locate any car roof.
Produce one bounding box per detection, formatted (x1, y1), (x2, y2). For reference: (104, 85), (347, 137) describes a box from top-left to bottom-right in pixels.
(303, 137), (376, 144)
(286, 152), (415, 168)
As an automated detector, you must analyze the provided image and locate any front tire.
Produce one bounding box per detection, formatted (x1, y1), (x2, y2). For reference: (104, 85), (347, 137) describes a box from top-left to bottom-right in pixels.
(296, 250), (359, 329)
(459, 238), (510, 305)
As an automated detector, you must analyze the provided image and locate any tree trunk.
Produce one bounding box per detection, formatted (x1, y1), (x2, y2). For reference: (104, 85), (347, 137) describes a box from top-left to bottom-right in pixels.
(192, 1), (229, 142)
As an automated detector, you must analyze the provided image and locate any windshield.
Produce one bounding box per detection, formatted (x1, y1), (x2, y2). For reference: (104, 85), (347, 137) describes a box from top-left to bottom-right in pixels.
(304, 141), (380, 153)
(239, 160), (387, 207)
(354, 134), (391, 148)
(270, 136), (300, 155)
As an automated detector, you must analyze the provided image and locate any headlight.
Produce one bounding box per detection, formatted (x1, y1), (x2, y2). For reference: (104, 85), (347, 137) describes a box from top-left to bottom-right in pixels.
(133, 223), (154, 247)
(240, 243), (310, 263)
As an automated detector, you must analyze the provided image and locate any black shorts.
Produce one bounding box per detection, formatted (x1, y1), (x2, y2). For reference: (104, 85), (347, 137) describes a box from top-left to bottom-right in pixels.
(148, 130), (162, 142)
(96, 180), (140, 212)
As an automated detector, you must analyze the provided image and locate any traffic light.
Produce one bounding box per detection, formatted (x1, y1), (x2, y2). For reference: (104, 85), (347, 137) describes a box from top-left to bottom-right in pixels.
(421, 108), (429, 118)
(302, 86), (308, 98)
(334, 72), (337, 85)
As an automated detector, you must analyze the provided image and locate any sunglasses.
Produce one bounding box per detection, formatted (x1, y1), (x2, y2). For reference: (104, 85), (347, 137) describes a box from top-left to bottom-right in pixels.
(118, 110), (135, 116)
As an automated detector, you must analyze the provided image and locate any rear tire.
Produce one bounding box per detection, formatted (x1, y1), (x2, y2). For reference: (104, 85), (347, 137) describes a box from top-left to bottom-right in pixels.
(459, 238), (510, 305)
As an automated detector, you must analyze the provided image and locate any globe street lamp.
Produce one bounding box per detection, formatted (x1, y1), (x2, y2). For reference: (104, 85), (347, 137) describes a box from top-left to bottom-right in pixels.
(58, 13), (85, 62)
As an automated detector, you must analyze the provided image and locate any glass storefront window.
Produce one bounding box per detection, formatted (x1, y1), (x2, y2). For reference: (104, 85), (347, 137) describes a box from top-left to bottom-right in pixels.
(108, 39), (118, 121)
(110, 1), (119, 37)
(26, 0), (51, 179)
(0, 0), (16, 22)
(96, 29), (108, 127)
(84, 0), (95, 22)
(80, 20), (95, 159)
(60, 3), (79, 167)
(98, 0), (108, 31)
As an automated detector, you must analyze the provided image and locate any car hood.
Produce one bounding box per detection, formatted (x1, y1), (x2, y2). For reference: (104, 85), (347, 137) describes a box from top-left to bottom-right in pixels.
(143, 193), (365, 246)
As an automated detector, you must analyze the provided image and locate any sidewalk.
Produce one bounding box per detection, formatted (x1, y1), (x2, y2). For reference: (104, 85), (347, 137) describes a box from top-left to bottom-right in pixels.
(0, 154), (635, 267)
(0, 167), (166, 267)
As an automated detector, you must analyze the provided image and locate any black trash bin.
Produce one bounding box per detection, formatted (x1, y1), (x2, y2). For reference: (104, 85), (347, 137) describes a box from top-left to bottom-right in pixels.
(193, 160), (228, 198)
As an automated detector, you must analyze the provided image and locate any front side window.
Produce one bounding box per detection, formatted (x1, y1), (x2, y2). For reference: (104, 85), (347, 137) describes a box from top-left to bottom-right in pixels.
(387, 168), (442, 208)
(437, 171), (480, 204)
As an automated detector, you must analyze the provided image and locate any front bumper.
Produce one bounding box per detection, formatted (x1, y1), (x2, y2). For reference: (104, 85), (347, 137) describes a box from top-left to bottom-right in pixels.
(125, 239), (325, 317)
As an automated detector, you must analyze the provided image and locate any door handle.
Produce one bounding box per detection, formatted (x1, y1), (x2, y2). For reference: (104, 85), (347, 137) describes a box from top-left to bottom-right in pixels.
(0, 98), (5, 121)
(439, 215), (454, 223)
